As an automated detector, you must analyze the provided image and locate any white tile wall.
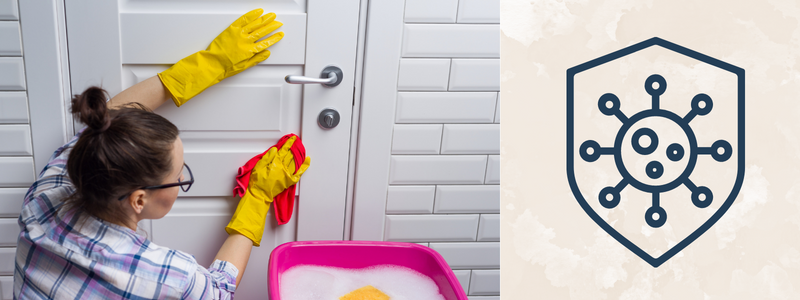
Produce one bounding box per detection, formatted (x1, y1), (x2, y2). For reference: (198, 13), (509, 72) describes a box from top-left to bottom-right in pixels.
(457, 0), (500, 24)
(0, 219), (14, 247)
(386, 186), (435, 214)
(404, 0), (458, 23)
(397, 59), (451, 91)
(440, 124), (500, 154)
(0, 92), (28, 124)
(389, 155), (487, 184)
(494, 92), (500, 123)
(402, 24), (500, 58)
(469, 270), (500, 296)
(396, 92), (496, 123)
(392, 124), (443, 154)
(366, 3), (501, 295)
(485, 155), (499, 184)
(477, 214), (500, 242)
(0, 188), (24, 217)
(0, 124), (31, 155)
(0, 0), (17, 21)
(449, 59), (500, 91)
(429, 242), (499, 269)
(0, 22), (21, 56)
(0, 276), (10, 300)
(434, 185), (499, 213)
(0, 247), (13, 275)
(0, 157), (33, 187)
(453, 269), (472, 295)
(468, 297), (500, 300)
(384, 214), (479, 242)
(0, 57), (24, 90)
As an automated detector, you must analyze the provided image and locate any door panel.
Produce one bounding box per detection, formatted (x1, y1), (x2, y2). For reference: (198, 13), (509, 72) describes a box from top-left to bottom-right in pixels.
(119, 13), (306, 65)
(124, 65), (302, 131)
(67, 0), (360, 298)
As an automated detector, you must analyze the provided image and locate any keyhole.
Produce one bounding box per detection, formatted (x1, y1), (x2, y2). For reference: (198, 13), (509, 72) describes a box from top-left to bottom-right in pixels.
(324, 114), (335, 127)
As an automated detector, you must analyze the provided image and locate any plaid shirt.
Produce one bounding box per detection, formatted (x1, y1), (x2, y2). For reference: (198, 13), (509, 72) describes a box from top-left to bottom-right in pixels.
(14, 130), (238, 299)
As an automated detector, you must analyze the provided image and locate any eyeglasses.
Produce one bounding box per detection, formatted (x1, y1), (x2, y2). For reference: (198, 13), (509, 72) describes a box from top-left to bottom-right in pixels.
(117, 163), (194, 201)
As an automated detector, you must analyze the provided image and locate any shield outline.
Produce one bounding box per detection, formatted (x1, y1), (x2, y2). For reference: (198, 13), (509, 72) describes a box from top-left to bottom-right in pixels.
(566, 37), (745, 267)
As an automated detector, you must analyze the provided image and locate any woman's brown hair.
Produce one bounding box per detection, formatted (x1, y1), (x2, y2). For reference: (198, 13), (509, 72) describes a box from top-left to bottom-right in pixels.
(63, 87), (179, 227)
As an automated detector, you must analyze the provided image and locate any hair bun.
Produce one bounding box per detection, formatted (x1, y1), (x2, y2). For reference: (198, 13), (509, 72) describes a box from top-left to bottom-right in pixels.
(71, 87), (111, 132)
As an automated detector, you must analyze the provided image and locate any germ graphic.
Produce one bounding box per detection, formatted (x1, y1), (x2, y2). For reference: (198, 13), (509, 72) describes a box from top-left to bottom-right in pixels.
(578, 74), (732, 228)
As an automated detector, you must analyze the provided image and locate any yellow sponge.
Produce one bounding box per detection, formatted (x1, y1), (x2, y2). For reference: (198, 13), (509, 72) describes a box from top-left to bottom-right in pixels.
(339, 285), (390, 300)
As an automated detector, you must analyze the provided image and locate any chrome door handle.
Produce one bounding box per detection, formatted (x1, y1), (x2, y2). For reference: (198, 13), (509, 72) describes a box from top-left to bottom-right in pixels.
(285, 66), (343, 87)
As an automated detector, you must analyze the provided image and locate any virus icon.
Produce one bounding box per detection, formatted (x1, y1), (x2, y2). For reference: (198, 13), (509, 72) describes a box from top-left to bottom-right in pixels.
(578, 74), (732, 228)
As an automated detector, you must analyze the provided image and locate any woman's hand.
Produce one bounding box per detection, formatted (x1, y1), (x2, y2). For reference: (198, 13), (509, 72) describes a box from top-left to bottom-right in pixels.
(224, 136), (310, 246)
(109, 9), (284, 111)
(159, 8), (284, 107)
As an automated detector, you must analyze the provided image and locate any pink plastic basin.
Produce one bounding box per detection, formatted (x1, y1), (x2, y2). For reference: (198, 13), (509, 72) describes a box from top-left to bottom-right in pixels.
(268, 241), (468, 300)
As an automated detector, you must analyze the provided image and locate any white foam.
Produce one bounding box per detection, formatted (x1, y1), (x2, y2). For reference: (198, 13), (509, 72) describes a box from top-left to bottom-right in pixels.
(279, 264), (446, 300)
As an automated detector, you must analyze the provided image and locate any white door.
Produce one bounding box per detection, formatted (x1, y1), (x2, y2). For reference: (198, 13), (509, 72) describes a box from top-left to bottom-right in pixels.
(65, 0), (359, 297)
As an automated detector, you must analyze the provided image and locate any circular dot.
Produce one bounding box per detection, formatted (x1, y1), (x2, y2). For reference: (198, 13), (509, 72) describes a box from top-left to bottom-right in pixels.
(639, 135), (651, 148)
(645, 206), (667, 228)
(644, 74), (667, 96)
(599, 187), (620, 209)
(580, 140), (601, 162)
(692, 186), (713, 208)
(598, 93), (620, 116)
(710, 140), (732, 162)
(666, 143), (684, 161)
(691, 93), (714, 116)
(645, 161), (664, 179)
(631, 128), (659, 155)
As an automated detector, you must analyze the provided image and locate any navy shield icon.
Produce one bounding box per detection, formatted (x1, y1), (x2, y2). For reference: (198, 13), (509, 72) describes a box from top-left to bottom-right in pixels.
(566, 38), (744, 267)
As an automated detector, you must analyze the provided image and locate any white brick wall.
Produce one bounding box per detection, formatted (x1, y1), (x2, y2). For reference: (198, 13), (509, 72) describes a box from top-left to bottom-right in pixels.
(469, 269), (500, 296)
(402, 24), (499, 58)
(395, 92), (496, 123)
(380, 2), (500, 295)
(0, 92), (28, 123)
(397, 59), (451, 91)
(386, 186), (435, 214)
(440, 124), (500, 154)
(0, 247), (13, 275)
(0, 57), (25, 90)
(449, 59), (500, 91)
(404, 0), (459, 23)
(0, 219), (14, 247)
(0, 0), (17, 21)
(0, 188), (23, 217)
(0, 0), (27, 273)
(385, 214), (479, 242)
(456, 0), (500, 24)
(434, 185), (499, 213)
(0, 22), (21, 56)
(391, 124), (443, 154)
(0, 276), (10, 300)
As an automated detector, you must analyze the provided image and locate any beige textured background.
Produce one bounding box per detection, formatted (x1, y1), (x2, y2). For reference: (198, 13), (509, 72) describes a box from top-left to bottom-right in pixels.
(500, 0), (800, 299)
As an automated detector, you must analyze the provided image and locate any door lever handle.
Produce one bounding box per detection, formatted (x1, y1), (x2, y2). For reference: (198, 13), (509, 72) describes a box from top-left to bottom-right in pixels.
(285, 66), (343, 87)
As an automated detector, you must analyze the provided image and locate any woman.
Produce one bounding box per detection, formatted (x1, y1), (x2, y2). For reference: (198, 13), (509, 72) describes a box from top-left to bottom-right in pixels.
(13, 9), (304, 299)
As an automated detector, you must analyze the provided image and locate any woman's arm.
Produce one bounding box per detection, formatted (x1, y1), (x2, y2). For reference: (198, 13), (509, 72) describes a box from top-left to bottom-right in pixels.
(107, 76), (172, 111)
(214, 233), (253, 285)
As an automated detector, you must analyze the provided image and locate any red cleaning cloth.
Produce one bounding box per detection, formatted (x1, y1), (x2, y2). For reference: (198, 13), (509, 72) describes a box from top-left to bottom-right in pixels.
(233, 133), (306, 225)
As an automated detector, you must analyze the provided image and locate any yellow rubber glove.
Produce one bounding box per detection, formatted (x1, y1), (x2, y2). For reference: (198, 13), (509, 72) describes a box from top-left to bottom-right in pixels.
(225, 136), (311, 246)
(158, 8), (284, 107)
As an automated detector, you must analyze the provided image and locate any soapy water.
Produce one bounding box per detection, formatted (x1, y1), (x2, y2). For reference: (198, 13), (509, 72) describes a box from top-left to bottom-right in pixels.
(280, 264), (446, 300)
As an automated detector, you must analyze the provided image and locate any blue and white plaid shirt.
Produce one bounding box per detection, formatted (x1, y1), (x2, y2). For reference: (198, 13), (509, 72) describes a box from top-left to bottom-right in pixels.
(14, 130), (238, 299)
